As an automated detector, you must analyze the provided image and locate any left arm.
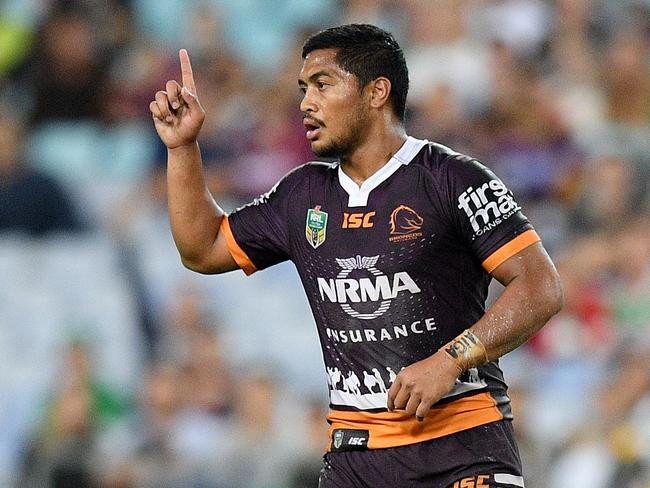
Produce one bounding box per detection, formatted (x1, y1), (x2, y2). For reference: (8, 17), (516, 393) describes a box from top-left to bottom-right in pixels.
(387, 241), (564, 420)
(469, 241), (564, 360)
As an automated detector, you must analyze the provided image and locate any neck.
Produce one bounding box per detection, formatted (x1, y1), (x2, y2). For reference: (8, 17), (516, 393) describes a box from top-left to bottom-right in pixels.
(339, 123), (407, 186)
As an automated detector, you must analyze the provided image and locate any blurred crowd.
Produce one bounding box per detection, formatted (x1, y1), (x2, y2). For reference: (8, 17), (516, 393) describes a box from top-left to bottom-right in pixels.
(1, 0), (650, 487)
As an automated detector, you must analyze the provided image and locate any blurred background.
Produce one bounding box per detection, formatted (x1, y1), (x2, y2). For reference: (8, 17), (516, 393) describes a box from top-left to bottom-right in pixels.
(1, 0), (650, 486)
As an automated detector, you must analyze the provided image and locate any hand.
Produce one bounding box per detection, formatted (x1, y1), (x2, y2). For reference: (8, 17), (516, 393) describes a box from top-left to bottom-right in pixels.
(387, 350), (462, 421)
(150, 49), (205, 149)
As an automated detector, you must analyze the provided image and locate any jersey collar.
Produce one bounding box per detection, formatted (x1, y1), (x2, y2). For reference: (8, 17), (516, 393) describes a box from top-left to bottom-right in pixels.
(338, 136), (428, 207)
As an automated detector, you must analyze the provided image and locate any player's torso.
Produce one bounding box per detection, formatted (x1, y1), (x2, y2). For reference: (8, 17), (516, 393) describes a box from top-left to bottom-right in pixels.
(285, 154), (493, 410)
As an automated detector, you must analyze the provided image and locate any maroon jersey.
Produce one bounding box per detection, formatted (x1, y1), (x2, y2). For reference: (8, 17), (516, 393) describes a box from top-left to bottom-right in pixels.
(221, 137), (540, 449)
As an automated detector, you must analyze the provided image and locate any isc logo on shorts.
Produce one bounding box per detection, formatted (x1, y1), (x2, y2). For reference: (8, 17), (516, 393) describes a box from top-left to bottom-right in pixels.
(453, 473), (525, 488)
(452, 475), (490, 488)
(331, 428), (369, 452)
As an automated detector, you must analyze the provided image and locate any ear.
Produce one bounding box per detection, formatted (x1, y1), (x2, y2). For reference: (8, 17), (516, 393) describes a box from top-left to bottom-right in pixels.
(368, 77), (392, 110)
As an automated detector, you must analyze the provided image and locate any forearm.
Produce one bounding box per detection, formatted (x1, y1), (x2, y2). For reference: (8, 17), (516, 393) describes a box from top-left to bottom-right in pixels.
(443, 243), (564, 371)
(167, 142), (224, 268)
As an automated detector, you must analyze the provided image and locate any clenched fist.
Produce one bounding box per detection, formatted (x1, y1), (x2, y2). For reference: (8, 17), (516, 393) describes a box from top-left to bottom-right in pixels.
(387, 350), (462, 421)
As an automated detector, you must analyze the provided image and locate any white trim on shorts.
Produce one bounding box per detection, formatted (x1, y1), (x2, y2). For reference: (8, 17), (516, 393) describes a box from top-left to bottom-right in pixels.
(494, 473), (525, 487)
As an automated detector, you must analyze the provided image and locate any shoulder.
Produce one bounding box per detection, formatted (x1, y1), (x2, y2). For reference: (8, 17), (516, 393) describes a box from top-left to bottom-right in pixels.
(250, 160), (336, 205)
(300, 160), (338, 176)
(414, 142), (479, 172)
(278, 160), (336, 185)
(276, 160), (335, 190)
(410, 141), (491, 186)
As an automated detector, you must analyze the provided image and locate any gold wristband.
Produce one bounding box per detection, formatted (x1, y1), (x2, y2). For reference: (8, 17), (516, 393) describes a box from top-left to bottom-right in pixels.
(441, 329), (489, 372)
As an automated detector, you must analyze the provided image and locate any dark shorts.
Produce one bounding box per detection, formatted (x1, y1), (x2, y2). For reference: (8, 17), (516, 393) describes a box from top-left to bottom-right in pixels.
(319, 420), (524, 488)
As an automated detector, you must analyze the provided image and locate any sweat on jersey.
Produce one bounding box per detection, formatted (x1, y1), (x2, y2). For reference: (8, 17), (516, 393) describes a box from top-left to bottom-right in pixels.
(220, 136), (540, 451)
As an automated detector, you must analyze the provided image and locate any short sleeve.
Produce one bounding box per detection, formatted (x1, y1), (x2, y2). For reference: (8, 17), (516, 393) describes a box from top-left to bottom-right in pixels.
(222, 167), (303, 274)
(444, 156), (540, 273)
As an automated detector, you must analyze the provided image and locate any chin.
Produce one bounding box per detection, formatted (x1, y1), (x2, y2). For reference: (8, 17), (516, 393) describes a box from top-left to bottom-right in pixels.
(312, 140), (343, 159)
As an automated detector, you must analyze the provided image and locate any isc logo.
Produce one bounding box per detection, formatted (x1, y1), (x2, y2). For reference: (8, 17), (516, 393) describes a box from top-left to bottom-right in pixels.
(348, 437), (367, 445)
(342, 211), (375, 229)
(452, 475), (490, 488)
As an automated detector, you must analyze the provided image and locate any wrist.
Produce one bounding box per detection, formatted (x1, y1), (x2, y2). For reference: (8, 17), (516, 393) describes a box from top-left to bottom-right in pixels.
(167, 140), (199, 153)
(441, 329), (489, 373)
(436, 348), (463, 378)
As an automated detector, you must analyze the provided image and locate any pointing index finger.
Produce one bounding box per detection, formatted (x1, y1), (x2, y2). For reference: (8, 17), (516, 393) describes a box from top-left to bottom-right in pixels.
(179, 49), (197, 95)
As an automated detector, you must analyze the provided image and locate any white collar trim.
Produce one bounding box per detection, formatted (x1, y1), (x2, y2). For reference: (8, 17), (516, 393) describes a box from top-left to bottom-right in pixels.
(338, 136), (428, 207)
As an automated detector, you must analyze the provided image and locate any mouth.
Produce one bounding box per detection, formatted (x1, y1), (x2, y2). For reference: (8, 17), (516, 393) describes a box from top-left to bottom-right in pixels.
(303, 118), (323, 141)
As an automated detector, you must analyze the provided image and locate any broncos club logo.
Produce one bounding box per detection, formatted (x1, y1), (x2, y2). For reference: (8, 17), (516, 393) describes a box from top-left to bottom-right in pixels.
(389, 205), (423, 242)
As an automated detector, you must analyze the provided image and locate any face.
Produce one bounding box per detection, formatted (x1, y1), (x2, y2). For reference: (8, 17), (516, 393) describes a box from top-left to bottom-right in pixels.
(298, 49), (369, 159)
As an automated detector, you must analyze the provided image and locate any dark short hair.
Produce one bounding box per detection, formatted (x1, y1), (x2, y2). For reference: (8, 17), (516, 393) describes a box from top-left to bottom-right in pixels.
(302, 24), (409, 122)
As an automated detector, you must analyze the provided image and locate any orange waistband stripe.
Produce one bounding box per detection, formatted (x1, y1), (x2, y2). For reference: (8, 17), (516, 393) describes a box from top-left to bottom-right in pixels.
(327, 392), (503, 450)
(482, 229), (541, 273)
(220, 216), (257, 275)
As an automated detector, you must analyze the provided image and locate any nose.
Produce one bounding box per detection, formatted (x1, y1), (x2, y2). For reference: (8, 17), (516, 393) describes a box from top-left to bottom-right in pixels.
(300, 88), (317, 114)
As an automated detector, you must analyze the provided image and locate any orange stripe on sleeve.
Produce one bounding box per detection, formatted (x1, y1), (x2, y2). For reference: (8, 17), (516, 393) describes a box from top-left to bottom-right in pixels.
(482, 229), (541, 273)
(219, 216), (257, 276)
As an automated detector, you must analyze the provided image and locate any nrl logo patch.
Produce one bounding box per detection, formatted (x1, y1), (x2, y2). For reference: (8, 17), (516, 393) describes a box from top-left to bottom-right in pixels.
(333, 429), (344, 449)
(306, 206), (328, 249)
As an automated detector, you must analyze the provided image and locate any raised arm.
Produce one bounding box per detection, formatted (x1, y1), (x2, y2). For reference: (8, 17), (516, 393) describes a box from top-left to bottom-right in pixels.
(388, 242), (564, 420)
(149, 49), (237, 274)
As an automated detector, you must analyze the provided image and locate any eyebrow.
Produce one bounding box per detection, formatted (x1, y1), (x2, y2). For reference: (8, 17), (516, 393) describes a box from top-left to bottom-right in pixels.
(298, 70), (335, 86)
